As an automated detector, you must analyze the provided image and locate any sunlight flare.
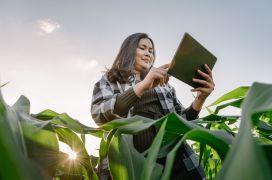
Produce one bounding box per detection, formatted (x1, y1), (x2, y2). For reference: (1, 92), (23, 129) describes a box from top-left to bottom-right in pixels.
(59, 142), (77, 160)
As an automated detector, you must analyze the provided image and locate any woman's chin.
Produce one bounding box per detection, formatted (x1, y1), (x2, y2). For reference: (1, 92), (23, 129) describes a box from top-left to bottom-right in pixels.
(135, 64), (151, 72)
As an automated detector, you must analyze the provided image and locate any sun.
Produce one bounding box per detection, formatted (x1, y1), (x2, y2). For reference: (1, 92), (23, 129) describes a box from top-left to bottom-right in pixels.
(59, 142), (78, 160)
(68, 150), (77, 160)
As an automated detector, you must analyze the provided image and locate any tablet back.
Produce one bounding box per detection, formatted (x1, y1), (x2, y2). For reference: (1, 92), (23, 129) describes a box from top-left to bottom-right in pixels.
(168, 33), (217, 88)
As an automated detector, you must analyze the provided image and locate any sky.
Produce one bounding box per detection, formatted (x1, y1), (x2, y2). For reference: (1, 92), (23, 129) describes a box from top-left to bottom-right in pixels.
(1, 0), (272, 156)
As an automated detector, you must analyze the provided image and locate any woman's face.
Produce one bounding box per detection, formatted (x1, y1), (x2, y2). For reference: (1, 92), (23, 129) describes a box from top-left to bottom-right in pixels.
(134, 38), (154, 73)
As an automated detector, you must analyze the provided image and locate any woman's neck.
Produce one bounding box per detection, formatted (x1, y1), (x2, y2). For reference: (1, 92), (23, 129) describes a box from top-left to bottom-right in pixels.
(133, 70), (142, 81)
(134, 69), (150, 81)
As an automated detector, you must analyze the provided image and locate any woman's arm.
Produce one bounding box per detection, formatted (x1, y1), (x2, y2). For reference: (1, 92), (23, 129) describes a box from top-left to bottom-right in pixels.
(91, 76), (121, 125)
(114, 87), (139, 117)
(133, 64), (169, 97)
(91, 76), (140, 125)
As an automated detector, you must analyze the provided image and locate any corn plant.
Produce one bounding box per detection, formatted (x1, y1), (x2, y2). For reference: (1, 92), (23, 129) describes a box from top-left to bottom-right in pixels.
(0, 82), (272, 180)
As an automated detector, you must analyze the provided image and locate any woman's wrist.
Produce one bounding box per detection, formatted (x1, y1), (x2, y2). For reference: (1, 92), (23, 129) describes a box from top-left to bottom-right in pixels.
(133, 81), (147, 97)
(192, 96), (206, 111)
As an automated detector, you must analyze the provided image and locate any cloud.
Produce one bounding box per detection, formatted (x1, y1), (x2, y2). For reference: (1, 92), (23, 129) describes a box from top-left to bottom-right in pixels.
(38, 19), (61, 34)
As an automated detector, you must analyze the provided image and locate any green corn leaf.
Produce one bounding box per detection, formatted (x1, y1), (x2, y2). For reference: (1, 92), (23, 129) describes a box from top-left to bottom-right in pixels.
(140, 119), (168, 180)
(213, 98), (243, 115)
(161, 128), (230, 180)
(32, 109), (60, 120)
(208, 86), (249, 107)
(108, 134), (163, 180)
(0, 91), (43, 179)
(0, 81), (9, 88)
(100, 115), (154, 131)
(22, 122), (59, 177)
(55, 128), (98, 180)
(257, 120), (272, 134)
(50, 113), (102, 137)
(106, 116), (164, 179)
(194, 114), (239, 124)
(12, 95), (31, 114)
(216, 82), (272, 180)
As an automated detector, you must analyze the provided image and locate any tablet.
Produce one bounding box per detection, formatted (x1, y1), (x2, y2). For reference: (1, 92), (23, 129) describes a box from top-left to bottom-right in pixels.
(167, 33), (217, 88)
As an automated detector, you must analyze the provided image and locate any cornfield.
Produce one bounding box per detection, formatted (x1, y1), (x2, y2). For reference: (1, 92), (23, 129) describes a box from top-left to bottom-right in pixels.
(0, 82), (271, 180)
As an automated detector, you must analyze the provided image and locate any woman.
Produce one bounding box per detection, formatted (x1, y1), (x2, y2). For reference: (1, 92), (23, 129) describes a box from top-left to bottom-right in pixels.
(91, 33), (214, 179)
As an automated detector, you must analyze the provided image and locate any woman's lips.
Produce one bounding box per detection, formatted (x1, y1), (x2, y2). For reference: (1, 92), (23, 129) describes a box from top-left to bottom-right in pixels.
(142, 59), (151, 64)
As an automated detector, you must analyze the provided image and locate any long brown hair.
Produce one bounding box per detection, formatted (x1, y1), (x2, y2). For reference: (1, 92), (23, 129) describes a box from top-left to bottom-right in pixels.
(107, 33), (156, 83)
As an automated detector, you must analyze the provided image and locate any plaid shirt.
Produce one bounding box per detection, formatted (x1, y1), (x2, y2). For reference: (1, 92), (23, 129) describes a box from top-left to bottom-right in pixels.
(91, 74), (188, 125)
(91, 74), (206, 179)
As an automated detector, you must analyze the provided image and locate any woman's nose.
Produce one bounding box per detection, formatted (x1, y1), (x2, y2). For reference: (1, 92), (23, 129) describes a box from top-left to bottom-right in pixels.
(144, 50), (151, 57)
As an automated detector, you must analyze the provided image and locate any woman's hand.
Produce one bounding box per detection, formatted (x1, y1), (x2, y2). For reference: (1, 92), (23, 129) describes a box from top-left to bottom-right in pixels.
(143, 64), (170, 89)
(133, 64), (169, 97)
(191, 64), (215, 111)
